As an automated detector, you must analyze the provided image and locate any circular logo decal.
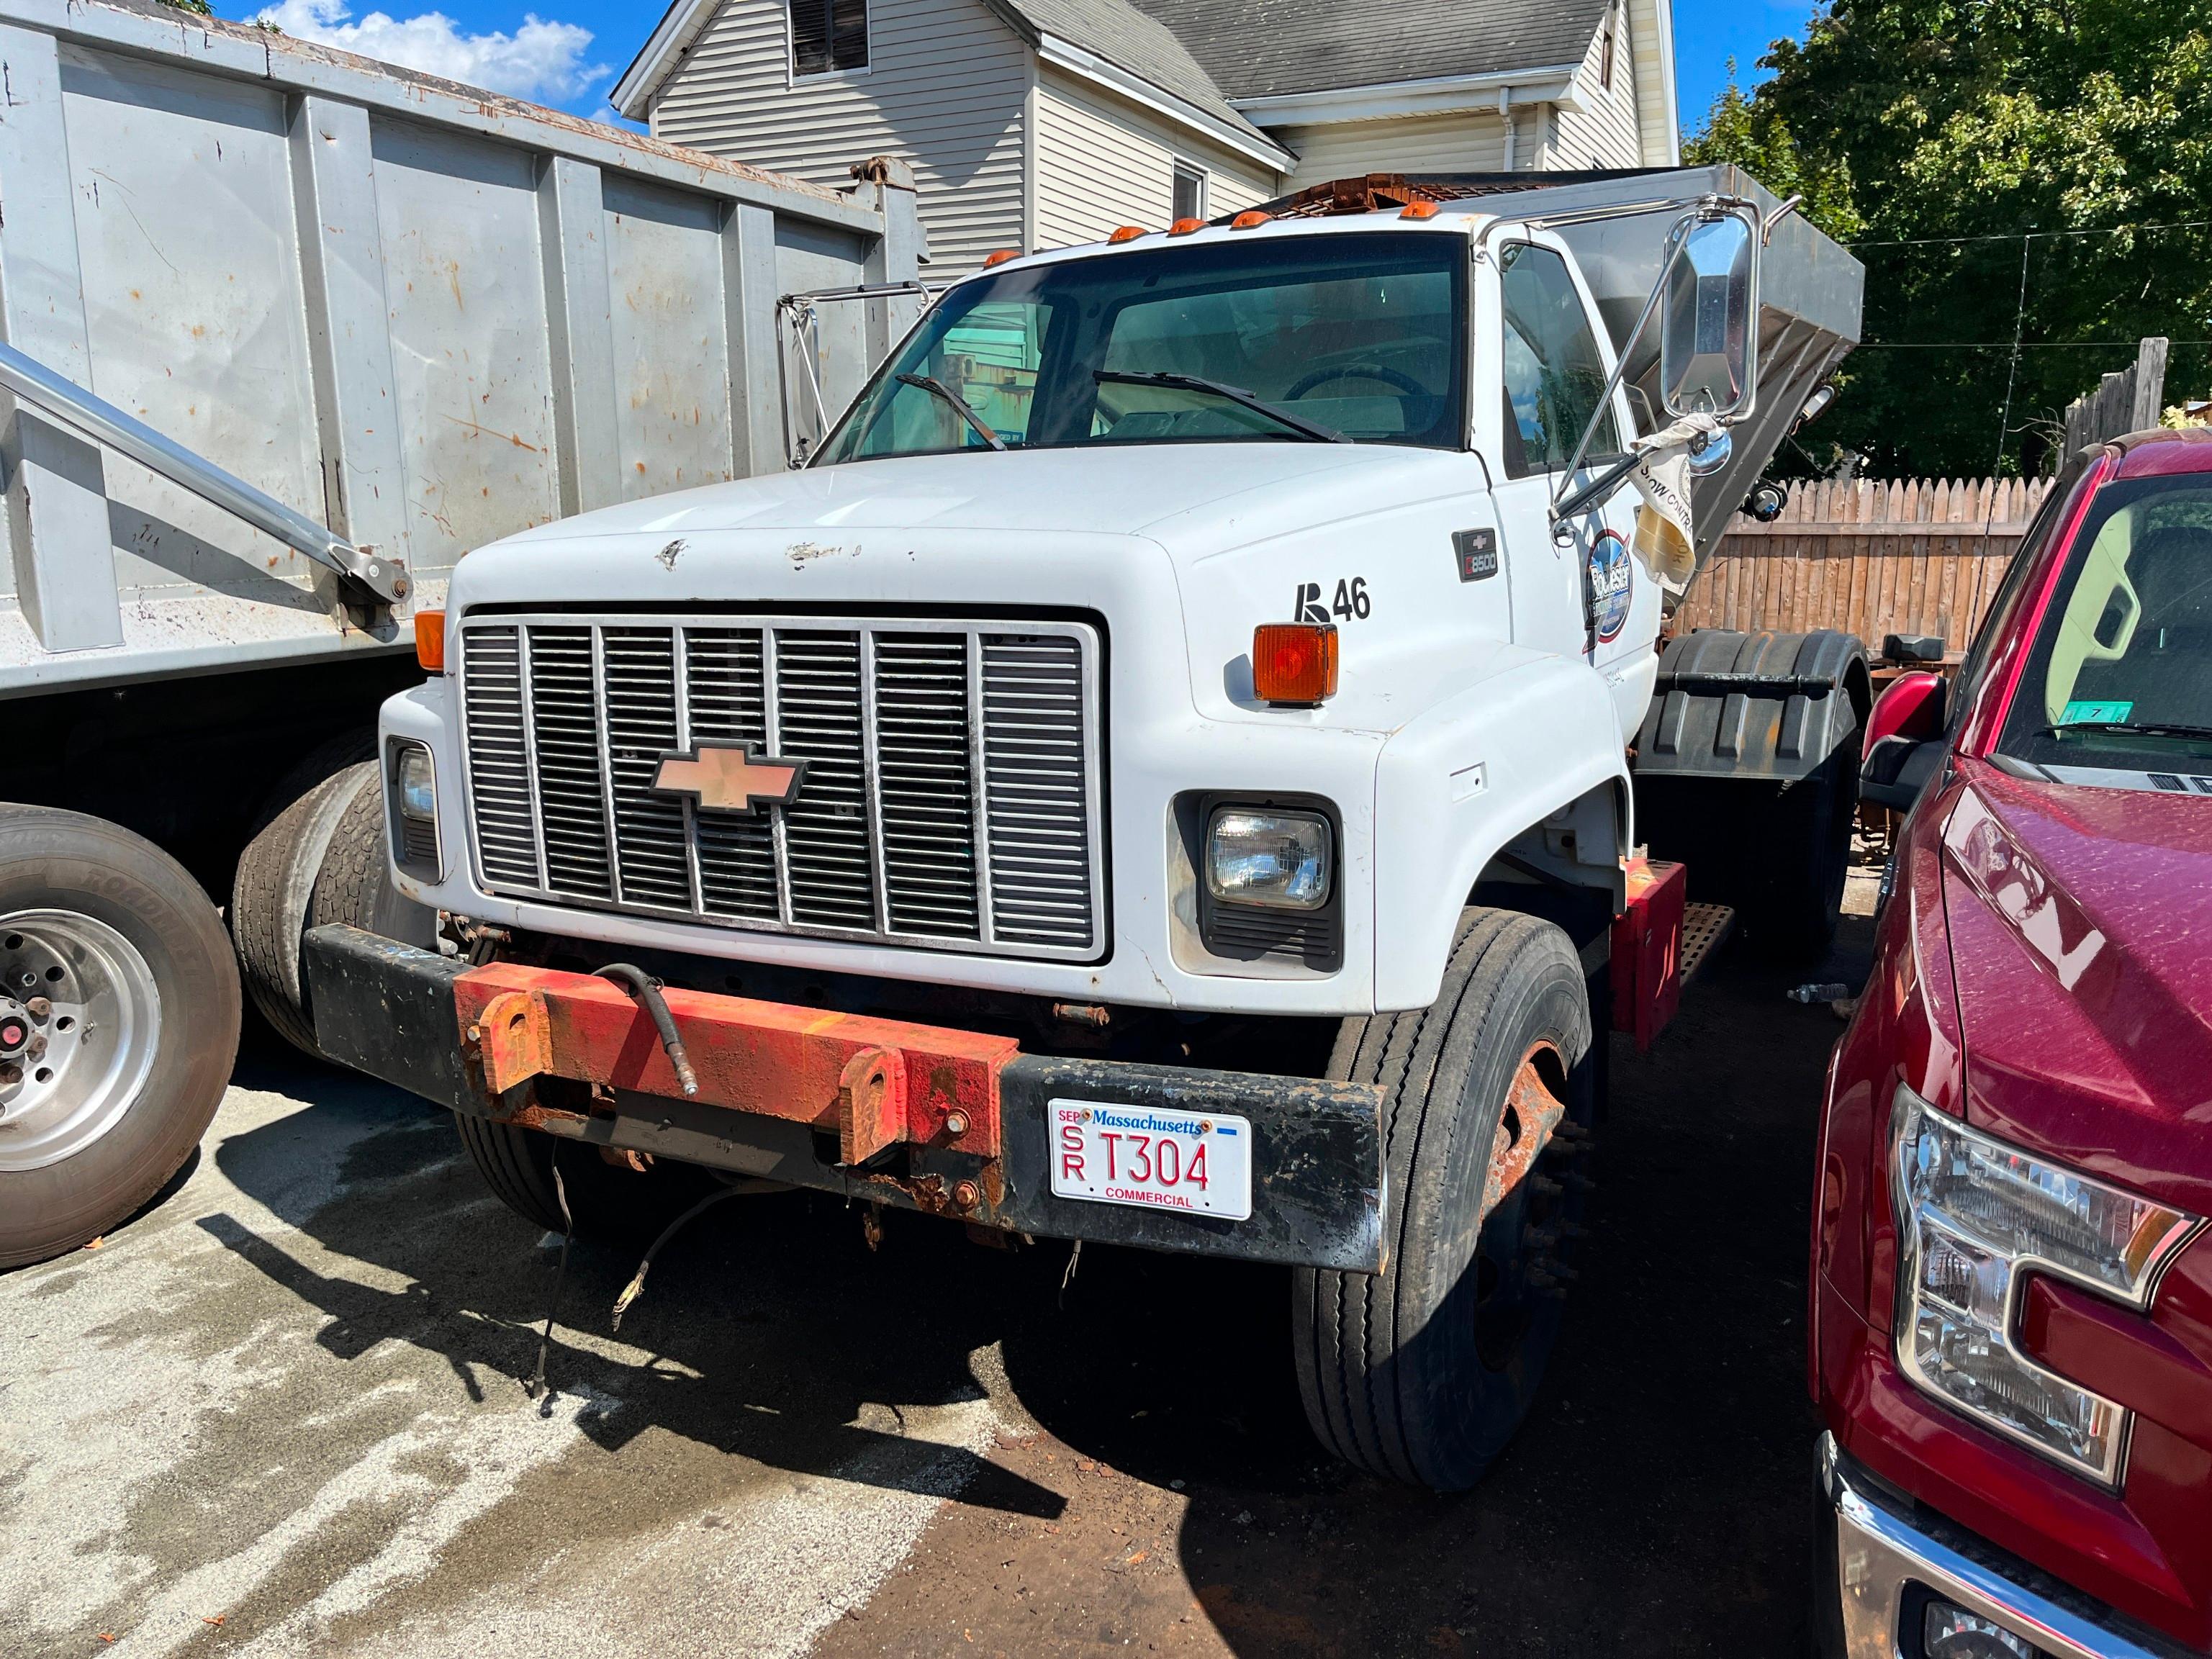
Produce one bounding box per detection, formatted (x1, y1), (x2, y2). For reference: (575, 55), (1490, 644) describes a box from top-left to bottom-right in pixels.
(1588, 529), (1633, 644)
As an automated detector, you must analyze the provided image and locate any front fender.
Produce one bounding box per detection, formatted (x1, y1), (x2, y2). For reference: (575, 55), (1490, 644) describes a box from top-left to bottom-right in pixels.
(1373, 655), (1630, 1010)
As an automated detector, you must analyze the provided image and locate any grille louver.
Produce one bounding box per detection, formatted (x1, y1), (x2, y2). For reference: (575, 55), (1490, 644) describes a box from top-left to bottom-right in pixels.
(457, 614), (1103, 960)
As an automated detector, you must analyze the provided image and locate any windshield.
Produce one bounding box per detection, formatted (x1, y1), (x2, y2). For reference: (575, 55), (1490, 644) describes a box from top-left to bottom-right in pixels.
(1997, 473), (2212, 775)
(814, 232), (1467, 465)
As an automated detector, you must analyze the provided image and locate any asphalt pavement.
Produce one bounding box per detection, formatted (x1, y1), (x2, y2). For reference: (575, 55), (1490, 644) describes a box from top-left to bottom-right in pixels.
(0, 877), (1876, 1658)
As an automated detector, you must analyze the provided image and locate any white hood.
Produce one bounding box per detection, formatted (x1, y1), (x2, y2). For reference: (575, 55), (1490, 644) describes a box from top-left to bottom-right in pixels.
(482, 443), (1486, 566)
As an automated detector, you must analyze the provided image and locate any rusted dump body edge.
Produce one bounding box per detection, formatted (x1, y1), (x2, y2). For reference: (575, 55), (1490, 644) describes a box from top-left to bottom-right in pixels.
(11, 0), (876, 227)
(303, 925), (1387, 1272)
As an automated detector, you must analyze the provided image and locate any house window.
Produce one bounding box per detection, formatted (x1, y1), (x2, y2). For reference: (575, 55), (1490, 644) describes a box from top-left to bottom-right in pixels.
(1599, 10), (1616, 90)
(792, 0), (867, 76)
(1172, 162), (1206, 223)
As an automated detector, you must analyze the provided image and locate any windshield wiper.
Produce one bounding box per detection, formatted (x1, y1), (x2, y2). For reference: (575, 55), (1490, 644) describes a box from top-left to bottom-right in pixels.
(895, 374), (1006, 451)
(2039, 720), (2212, 742)
(1093, 369), (1349, 444)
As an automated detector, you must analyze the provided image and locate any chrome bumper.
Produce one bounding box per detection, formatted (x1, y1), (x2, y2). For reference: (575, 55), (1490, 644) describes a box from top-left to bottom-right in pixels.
(1819, 1434), (2184, 1659)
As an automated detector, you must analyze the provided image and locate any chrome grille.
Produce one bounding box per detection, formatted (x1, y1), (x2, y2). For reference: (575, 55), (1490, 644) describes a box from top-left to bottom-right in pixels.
(457, 613), (1104, 960)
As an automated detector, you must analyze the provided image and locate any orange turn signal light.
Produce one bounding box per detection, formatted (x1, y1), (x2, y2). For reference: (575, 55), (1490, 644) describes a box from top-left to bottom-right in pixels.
(1399, 198), (1440, 220)
(1252, 623), (1338, 705)
(1230, 210), (1272, 230)
(983, 248), (1021, 267)
(414, 609), (446, 672)
(1108, 225), (1148, 243)
(1168, 217), (1206, 235)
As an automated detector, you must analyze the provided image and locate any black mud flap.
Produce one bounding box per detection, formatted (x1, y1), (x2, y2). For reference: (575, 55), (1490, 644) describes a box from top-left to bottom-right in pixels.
(1630, 629), (1871, 953)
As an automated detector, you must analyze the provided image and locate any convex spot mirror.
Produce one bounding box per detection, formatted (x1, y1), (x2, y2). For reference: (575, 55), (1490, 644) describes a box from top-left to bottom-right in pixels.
(1661, 211), (1760, 420)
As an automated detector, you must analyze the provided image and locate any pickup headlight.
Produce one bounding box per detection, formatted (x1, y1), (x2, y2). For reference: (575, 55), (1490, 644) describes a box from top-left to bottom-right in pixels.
(1205, 808), (1331, 910)
(385, 738), (441, 878)
(1890, 1088), (2200, 1486)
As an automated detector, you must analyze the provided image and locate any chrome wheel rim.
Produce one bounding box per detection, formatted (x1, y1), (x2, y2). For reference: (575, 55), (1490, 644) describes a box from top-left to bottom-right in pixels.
(0, 910), (162, 1172)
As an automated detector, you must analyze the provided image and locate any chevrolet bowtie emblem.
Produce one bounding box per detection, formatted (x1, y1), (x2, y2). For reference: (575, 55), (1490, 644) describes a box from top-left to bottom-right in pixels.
(650, 743), (807, 813)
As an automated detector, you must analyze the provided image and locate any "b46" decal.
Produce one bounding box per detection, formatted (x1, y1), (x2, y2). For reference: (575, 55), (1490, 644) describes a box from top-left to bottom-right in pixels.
(1292, 577), (1371, 623)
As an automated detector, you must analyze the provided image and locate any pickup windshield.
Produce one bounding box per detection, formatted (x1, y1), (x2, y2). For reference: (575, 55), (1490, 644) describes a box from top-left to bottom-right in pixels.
(1997, 474), (2212, 775)
(813, 232), (1466, 464)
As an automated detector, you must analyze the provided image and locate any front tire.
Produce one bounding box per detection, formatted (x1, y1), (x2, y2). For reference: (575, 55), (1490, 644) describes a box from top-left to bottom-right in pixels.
(0, 805), (240, 1267)
(456, 1116), (723, 1244)
(1294, 908), (1594, 1491)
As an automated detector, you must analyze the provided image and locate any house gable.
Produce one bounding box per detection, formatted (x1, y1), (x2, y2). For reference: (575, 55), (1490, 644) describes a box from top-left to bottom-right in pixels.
(644, 0), (1034, 271)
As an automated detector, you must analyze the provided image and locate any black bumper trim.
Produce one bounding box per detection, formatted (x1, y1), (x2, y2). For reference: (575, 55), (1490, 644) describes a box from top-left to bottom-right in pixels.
(303, 925), (1386, 1273)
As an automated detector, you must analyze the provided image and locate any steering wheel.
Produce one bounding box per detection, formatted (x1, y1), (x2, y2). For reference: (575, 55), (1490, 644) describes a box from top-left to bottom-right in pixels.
(1284, 363), (1427, 400)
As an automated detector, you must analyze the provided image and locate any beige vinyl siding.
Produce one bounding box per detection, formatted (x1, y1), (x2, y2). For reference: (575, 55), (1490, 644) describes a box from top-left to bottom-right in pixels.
(1032, 70), (1280, 248)
(1627, 0), (1677, 165)
(1553, 9), (1643, 170)
(651, 0), (1028, 271)
(1270, 110), (1509, 189)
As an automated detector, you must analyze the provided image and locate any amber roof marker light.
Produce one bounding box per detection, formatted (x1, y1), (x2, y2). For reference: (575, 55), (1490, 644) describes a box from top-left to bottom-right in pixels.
(982, 248), (1021, 267)
(1252, 623), (1339, 705)
(1399, 199), (1440, 220)
(1230, 210), (1273, 230)
(1168, 217), (1206, 235)
(414, 609), (446, 673)
(1108, 225), (1148, 243)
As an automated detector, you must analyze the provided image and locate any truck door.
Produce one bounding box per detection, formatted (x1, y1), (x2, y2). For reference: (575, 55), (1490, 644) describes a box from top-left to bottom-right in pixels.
(1484, 235), (1656, 739)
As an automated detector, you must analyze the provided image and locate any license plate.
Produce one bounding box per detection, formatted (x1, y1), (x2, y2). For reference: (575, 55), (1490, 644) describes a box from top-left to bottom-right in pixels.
(1047, 1098), (1252, 1220)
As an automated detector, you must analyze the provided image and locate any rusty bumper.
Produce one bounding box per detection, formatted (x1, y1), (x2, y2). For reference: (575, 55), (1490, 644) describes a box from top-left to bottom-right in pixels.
(302, 925), (1386, 1272)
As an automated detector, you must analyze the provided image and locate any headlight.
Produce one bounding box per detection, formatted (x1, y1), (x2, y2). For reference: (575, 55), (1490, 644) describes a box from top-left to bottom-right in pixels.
(397, 745), (436, 821)
(386, 738), (441, 878)
(1205, 808), (1331, 910)
(1890, 1088), (2200, 1485)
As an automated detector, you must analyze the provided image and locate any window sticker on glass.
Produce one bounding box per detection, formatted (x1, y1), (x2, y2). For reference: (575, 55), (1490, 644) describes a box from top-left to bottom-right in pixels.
(2059, 699), (2134, 725)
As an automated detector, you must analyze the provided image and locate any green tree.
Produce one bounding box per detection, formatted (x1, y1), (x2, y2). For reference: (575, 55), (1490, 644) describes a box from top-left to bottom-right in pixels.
(1686, 0), (2212, 475)
(1682, 61), (1861, 244)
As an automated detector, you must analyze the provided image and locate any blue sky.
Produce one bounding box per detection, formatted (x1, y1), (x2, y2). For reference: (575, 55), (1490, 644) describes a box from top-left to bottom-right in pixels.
(241, 0), (1821, 139)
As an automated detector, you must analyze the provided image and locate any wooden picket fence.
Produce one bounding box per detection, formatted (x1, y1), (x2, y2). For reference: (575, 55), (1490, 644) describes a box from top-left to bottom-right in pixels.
(1676, 476), (2055, 654)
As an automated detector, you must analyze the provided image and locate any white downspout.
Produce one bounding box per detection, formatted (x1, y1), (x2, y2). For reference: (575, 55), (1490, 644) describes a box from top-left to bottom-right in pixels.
(1498, 86), (1517, 171)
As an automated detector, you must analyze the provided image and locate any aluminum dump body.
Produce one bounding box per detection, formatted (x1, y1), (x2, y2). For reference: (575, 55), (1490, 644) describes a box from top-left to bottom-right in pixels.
(0, 0), (921, 692)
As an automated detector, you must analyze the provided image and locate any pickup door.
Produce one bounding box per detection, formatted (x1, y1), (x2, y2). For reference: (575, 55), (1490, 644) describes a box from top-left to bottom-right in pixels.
(1481, 231), (1657, 743)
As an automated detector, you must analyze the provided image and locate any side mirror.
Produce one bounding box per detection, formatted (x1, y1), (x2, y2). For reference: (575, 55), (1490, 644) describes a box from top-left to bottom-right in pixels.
(1861, 734), (1945, 813)
(1661, 212), (1760, 420)
(1864, 670), (1946, 753)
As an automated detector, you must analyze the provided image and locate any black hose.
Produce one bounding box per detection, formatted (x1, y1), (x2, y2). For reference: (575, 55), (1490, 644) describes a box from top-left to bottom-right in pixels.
(592, 963), (700, 1097)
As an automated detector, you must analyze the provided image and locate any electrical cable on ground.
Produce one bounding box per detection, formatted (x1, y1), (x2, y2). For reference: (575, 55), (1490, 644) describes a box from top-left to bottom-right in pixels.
(528, 1149), (574, 1403)
(609, 1185), (746, 1334)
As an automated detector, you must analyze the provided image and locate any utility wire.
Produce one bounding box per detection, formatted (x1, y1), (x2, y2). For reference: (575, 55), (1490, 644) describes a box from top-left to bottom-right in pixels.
(1858, 339), (2212, 349)
(1848, 217), (2212, 249)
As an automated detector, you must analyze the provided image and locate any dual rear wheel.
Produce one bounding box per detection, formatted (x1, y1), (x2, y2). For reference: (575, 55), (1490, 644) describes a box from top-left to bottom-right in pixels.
(0, 806), (240, 1267)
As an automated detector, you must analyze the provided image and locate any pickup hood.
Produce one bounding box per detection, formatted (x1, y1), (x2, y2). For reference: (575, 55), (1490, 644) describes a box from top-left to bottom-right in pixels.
(482, 443), (1483, 567)
(1940, 757), (2212, 1213)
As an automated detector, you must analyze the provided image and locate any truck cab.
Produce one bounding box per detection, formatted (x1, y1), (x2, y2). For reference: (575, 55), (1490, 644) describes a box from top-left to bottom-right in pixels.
(307, 169), (1866, 1491)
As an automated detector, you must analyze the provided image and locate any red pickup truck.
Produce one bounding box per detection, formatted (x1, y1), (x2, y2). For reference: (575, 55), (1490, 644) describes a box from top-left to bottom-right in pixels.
(1813, 428), (2212, 1658)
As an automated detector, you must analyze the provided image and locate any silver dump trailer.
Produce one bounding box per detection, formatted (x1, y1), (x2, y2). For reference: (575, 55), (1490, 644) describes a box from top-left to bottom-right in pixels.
(0, 0), (921, 1265)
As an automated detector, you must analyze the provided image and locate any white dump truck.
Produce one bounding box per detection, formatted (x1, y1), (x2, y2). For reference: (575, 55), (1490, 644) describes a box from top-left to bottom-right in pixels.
(0, 0), (920, 1268)
(292, 166), (1867, 1489)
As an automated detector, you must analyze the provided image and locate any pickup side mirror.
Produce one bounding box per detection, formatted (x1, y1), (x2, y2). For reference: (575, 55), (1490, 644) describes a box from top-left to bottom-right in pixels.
(1860, 672), (1949, 811)
(1864, 670), (1946, 752)
(1661, 212), (1760, 420)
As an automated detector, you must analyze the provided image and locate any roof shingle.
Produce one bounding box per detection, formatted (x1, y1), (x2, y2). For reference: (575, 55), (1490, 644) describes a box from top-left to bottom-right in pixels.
(1121, 0), (1612, 101)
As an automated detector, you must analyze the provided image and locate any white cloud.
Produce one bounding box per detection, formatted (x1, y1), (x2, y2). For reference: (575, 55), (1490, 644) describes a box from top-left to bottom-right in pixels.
(253, 0), (609, 104)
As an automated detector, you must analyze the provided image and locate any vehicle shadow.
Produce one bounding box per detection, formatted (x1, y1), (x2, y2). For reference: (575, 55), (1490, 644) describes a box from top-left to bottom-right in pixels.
(205, 1043), (1063, 1520)
(205, 898), (1869, 1653)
